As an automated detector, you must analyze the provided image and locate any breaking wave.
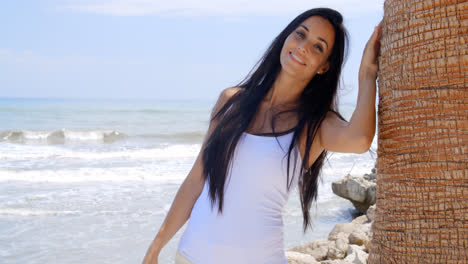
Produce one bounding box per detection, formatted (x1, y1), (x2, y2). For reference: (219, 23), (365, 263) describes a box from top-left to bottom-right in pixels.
(0, 129), (127, 144)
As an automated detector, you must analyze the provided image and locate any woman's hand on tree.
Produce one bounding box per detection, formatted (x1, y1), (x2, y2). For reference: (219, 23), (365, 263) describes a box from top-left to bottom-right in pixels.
(359, 20), (383, 81)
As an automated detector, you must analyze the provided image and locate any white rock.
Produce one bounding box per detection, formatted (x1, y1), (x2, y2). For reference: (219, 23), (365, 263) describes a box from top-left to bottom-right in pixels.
(348, 231), (367, 246)
(366, 205), (376, 222)
(332, 175), (371, 202)
(329, 222), (366, 242)
(332, 174), (376, 213)
(285, 251), (319, 264)
(353, 222), (372, 239)
(351, 215), (369, 225)
(288, 240), (330, 261)
(344, 245), (368, 264)
(327, 234), (348, 260)
(329, 223), (352, 241)
(319, 260), (351, 264)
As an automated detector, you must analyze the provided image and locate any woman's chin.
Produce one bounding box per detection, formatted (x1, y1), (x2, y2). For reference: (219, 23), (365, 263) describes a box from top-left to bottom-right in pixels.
(279, 66), (309, 80)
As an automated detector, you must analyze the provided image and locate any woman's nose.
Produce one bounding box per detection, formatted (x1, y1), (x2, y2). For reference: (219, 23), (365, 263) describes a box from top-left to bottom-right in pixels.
(297, 44), (307, 55)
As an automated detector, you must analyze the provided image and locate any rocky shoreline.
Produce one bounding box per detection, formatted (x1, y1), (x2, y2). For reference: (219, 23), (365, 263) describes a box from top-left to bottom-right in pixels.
(285, 164), (377, 264)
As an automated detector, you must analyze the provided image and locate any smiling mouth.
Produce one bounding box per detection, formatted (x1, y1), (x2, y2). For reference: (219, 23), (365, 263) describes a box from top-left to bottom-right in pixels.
(289, 51), (306, 66)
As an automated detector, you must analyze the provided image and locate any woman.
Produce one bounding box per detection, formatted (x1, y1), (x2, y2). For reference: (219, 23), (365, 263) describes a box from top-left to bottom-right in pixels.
(143, 7), (382, 264)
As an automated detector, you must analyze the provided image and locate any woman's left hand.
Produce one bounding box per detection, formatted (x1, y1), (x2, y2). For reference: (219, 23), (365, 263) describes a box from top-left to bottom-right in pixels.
(359, 20), (383, 81)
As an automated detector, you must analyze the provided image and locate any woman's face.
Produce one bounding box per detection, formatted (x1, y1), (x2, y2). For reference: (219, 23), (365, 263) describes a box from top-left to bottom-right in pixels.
(280, 16), (336, 81)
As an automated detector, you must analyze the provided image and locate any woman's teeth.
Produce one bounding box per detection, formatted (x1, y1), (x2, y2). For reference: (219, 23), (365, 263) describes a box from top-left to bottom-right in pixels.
(290, 52), (305, 65)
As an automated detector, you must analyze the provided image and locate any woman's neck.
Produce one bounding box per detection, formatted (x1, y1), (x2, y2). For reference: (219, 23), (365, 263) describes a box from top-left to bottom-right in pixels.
(265, 69), (308, 109)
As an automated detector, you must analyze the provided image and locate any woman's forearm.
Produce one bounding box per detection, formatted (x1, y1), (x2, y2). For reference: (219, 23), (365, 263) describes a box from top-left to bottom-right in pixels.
(346, 22), (381, 148)
(142, 177), (203, 263)
(348, 73), (377, 146)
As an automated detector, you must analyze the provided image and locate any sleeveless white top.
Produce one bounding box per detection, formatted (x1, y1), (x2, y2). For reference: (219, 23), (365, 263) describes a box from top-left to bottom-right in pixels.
(177, 130), (303, 264)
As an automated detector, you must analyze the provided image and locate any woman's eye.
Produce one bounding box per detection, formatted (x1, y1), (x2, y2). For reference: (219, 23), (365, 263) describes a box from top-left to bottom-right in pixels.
(295, 31), (305, 38)
(314, 44), (324, 53)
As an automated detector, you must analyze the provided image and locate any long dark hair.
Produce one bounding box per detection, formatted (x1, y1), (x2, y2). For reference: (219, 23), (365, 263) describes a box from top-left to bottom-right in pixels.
(202, 7), (349, 233)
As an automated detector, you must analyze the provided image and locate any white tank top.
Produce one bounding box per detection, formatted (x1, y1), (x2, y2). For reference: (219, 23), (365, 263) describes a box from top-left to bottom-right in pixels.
(177, 130), (303, 264)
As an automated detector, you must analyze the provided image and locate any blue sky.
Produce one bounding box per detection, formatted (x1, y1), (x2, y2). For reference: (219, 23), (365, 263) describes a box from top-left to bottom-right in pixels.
(0, 0), (384, 104)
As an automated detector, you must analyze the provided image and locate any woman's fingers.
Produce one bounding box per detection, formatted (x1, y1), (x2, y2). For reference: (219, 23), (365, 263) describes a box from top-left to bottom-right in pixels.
(371, 21), (382, 42)
(365, 21), (382, 51)
(370, 21), (383, 51)
(359, 19), (383, 79)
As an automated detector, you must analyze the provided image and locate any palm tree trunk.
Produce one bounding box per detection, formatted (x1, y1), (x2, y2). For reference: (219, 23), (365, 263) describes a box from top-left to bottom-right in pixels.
(368, 0), (468, 263)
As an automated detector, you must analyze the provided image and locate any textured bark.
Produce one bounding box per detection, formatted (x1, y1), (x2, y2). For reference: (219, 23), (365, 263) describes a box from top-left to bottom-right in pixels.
(368, 0), (468, 263)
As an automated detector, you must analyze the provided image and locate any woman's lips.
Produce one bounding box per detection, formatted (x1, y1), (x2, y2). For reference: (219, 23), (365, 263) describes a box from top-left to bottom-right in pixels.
(289, 51), (306, 66)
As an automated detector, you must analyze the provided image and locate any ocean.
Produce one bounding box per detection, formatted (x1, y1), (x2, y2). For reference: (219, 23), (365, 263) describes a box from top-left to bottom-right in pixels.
(0, 97), (377, 264)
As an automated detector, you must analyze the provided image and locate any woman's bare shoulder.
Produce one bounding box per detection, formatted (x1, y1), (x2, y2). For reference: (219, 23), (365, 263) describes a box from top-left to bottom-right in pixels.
(221, 86), (244, 99)
(211, 87), (244, 119)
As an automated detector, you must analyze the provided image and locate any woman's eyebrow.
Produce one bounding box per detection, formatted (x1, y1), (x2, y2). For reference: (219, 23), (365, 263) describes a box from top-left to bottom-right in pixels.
(299, 24), (329, 50)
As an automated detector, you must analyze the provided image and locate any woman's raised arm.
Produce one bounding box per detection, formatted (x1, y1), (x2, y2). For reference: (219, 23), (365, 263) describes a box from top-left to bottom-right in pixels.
(318, 21), (382, 154)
